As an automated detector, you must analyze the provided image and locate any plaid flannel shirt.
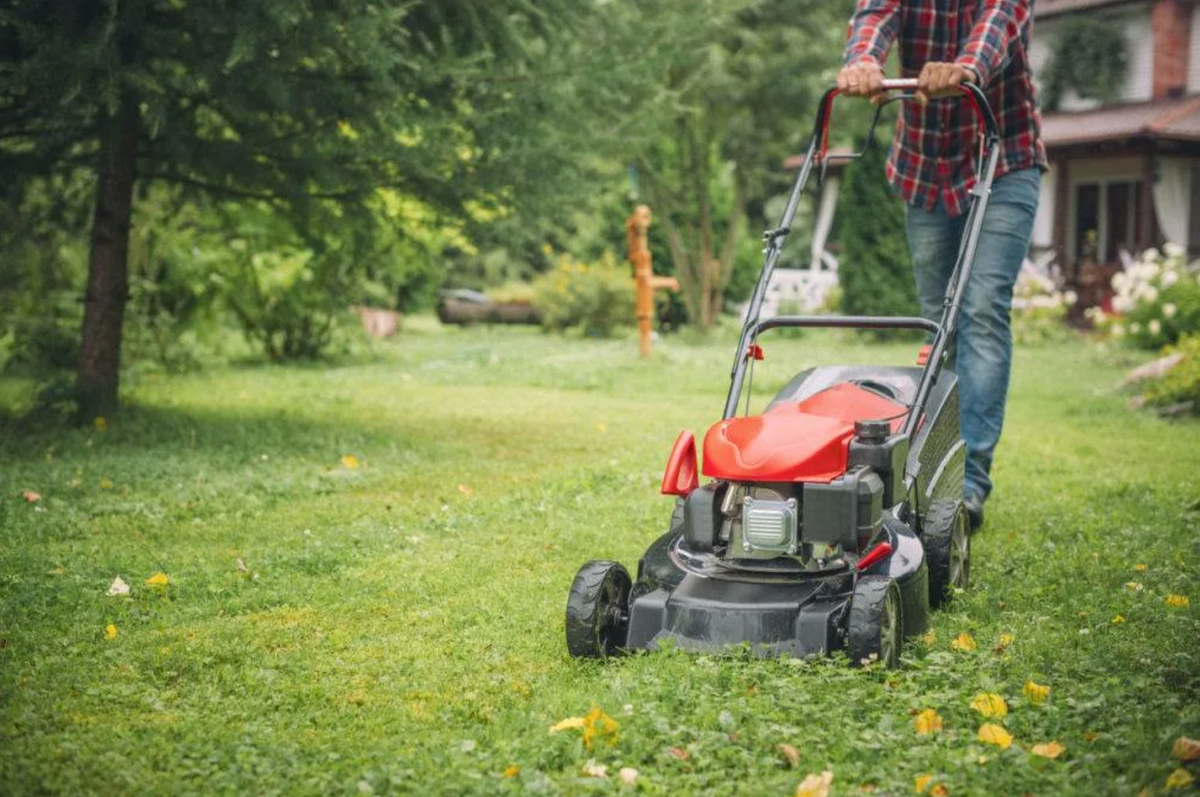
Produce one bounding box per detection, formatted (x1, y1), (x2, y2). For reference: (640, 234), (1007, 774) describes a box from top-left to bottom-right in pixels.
(843, 0), (1048, 216)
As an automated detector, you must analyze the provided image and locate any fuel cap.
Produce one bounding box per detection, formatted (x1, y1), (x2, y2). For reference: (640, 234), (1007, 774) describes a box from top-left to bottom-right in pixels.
(854, 419), (890, 443)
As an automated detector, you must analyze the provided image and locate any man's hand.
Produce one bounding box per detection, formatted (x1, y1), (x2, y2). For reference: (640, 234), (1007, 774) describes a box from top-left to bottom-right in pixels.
(916, 62), (975, 104)
(837, 61), (884, 98)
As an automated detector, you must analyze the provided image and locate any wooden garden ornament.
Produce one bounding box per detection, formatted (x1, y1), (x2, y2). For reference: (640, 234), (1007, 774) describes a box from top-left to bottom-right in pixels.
(625, 204), (678, 357)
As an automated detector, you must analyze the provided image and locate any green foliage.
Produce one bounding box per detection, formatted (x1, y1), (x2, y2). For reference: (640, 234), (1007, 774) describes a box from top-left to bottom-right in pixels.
(532, 252), (635, 337)
(1143, 333), (1200, 415)
(834, 138), (919, 321)
(628, 0), (848, 329)
(1041, 17), (1128, 110)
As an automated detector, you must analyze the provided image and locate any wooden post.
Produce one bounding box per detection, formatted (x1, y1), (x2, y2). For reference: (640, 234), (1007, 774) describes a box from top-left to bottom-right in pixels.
(625, 204), (678, 357)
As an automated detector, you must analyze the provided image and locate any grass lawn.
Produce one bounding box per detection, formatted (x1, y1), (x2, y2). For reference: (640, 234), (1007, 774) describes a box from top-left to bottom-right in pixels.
(1, 323), (1198, 796)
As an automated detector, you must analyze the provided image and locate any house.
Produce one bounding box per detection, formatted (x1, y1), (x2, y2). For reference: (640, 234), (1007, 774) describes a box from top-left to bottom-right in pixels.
(1032, 0), (1200, 287)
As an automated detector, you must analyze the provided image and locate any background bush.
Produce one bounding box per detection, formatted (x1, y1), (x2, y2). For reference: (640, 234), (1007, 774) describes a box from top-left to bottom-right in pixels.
(532, 252), (635, 337)
(1011, 265), (1078, 345)
(1092, 245), (1200, 349)
(833, 137), (920, 323)
(1142, 333), (1200, 415)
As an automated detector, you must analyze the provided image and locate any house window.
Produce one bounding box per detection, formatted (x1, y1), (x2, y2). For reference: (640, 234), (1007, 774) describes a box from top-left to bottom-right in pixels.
(1073, 180), (1142, 265)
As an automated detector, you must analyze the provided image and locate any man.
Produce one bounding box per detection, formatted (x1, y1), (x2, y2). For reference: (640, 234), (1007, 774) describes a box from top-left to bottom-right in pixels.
(838, 0), (1045, 530)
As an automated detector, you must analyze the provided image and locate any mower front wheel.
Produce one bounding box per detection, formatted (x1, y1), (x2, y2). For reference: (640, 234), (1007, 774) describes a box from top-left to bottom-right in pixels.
(565, 560), (632, 658)
(923, 500), (971, 608)
(847, 575), (903, 668)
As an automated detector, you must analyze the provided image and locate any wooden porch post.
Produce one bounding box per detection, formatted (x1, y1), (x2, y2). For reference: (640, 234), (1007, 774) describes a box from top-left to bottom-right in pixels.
(1052, 156), (1071, 278)
(1139, 151), (1157, 250)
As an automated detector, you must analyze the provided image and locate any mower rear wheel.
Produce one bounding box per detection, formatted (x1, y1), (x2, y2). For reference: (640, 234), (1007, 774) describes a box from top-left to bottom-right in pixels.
(847, 575), (903, 668)
(565, 560), (632, 658)
(923, 500), (971, 608)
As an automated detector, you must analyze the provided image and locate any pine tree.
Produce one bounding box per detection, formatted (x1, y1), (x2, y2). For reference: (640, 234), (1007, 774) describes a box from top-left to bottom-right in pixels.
(834, 138), (919, 320)
(0, 0), (578, 415)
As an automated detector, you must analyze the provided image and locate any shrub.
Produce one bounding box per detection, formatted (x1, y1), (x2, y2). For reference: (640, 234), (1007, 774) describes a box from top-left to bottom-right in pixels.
(1089, 244), (1200, 350)
(487, 282), (537, 305)
(1141, 333), (1200, 415)
(1011, 266), (1077, 345)
(532, 252), (635, 337)
(833, 137), (920, 323)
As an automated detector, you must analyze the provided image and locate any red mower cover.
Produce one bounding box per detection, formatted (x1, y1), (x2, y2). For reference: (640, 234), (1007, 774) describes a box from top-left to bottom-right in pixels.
(701, 382), (906, 483)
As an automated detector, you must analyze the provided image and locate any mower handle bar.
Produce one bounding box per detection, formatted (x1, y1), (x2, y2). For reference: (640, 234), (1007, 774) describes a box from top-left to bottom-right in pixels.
(755, 315), (940, 337)
(817, 79), (1000, 161)
(723, 76), (1004, 432)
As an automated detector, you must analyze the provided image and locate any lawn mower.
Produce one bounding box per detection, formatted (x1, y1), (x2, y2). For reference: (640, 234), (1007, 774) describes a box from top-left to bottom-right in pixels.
(565, 79), (1000, 666)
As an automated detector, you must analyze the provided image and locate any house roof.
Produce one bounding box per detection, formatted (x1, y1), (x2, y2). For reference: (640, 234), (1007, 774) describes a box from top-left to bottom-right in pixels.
(1041, 95), (1200, 147)
(1034, 0), (1141, 18)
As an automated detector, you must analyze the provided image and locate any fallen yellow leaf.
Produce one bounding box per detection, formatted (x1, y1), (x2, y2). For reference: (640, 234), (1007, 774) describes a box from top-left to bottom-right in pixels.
(105, 624), (117, 639)
(1133, 563), (1146, 572)
(549, 716), (585, 733)
(21, 490), (41, 503)
(779, 743), (801, 767)
(951, 633), (977, 652)
(581, 705), (619, 750)
(920, 629), (936, 646)
(1124, 581), (1144, 592)
(1030, 741), (1064, 759)
(794, 771), (833, 797)
(997, 632), (1015, 648)
(914, 774), (933, 794)
(1165, 768), (1195, 790)
(1023, 680), (1050, 705)
(502, 765), (519, 778)
(970, 693), (1008, 718)
(1174, 736), (1200, 762)
(94, 416), (107, 432)
(457, 484), (472, 497)
(581, 759), (607, 778)
(100, 478), (113, 490)
(1112, 614), (1126, 625)
(977, 723), (1013, 749)
(340, 454), (360, 470)
(930, 785), (948, 797)
(1165, 594), (1190, 608)
(913, 708), (943, 735)
(145, 572), (170, 586)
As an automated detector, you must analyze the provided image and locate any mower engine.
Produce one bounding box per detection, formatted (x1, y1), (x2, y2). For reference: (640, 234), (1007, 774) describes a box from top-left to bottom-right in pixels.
(680, 469), (885, 572)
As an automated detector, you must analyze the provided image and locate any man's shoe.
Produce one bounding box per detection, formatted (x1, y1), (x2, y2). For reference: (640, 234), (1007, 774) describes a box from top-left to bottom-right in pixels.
(964, 493), (984, 532)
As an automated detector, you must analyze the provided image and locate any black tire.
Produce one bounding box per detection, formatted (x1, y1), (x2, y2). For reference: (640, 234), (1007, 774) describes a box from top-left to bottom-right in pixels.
(847, 575), (903, 668)
(565, 560), (632, 658)
(923, 500), (971, 608)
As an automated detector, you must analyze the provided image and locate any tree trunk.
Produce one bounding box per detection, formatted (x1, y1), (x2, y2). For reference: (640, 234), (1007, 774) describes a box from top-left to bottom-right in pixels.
(77, 95), (139, 417)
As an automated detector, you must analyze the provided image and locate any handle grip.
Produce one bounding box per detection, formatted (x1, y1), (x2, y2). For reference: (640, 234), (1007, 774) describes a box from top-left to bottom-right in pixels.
(814, 78), (999, 160)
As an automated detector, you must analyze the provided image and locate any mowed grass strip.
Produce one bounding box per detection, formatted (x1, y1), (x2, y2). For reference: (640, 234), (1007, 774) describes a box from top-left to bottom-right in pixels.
(1, 326), (1198, 796)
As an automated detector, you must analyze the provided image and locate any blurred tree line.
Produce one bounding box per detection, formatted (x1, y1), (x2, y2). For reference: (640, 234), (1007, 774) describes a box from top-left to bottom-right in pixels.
(1, 0), (856, 415)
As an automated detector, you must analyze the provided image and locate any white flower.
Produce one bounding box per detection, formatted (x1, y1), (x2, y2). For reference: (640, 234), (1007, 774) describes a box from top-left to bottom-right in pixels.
(1130, 321), (1142, 334)
(1163, 303), (1178, 319)
(1113, 295), (1135, 313)
(1141, 247), (1162, 263)
(1112, 272), (1130, 292)
(1164, 242), (1186, 257)
(1064, 290), (1078, 306)
(1112, 323), (1126, 337)
(1162, 269), (1180, 287)
(1143, 286), (1160, 304)
(1149, 319), (1162, 335)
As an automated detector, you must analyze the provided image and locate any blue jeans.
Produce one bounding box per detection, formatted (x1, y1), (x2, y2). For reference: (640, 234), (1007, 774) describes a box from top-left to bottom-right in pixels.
(905, 167), (1040, 503)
